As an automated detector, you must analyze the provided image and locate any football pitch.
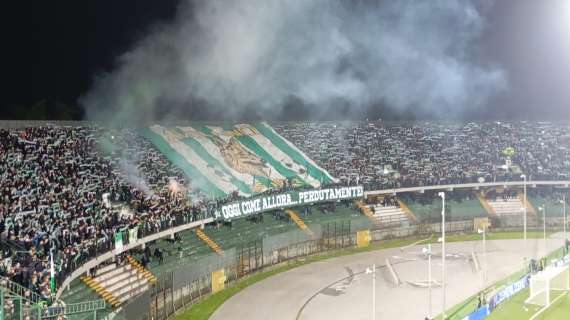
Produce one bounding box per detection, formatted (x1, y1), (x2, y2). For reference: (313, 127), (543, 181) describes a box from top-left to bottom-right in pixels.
(487, 289), (570, 320)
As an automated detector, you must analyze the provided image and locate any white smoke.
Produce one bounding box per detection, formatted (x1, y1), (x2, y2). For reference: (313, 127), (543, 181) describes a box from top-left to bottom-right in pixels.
(118, 159), (154, 197)
(82, 0), (507, 122)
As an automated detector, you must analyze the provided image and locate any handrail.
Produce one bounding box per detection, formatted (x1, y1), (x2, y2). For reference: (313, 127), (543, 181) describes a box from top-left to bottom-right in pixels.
(0, 276), (46, 305)
(45, 299), (107, 317)
(364, 180), (570, 196)
(55, 217), (213, 300)
(1, 238), (27, 252)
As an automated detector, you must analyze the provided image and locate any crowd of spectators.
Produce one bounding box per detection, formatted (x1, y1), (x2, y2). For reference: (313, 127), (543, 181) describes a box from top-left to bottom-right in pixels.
(0, 126), (118, 301)
(274, 121), (570, 189)
(2, 121), (570, 303)
(0, 127), (214, 302)
(365, 195), (399, 207)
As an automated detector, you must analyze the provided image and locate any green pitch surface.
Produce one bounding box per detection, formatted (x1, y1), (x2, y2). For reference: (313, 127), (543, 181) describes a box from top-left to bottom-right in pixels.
(538, 292), (570, 320)
(487, 289), (570, 320)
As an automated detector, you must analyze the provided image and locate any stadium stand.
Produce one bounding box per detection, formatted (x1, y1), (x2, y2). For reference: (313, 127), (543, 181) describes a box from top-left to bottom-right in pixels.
(360, 195), (412, 225)
(528, 189), (567, 217)
(400, 190), (487, 222)
(0, 126), (217, 305)
(2, 121), (570, 317)
(274, 121), (570, 188)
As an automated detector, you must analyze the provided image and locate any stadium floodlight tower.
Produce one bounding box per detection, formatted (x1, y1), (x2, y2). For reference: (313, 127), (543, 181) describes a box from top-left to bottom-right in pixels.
(521, 174), (527, 242)
(561, 195), (567, 242)
(365, 264), (377, 320)
(478, 226), (487, 288)
(438, 191), (446, 320)
(422, 242), (435, 319)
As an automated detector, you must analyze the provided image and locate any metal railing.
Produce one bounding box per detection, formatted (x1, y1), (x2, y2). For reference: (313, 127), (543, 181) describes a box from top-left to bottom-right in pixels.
(0, 277), (45, 305)
(115, 213), (569, 320)
(43, 300), (107, 318)
(56, 217), (214, 300)
(364, 180), (570, 196)
(53, 180), (570, 302)
(1, 283), (107, 320)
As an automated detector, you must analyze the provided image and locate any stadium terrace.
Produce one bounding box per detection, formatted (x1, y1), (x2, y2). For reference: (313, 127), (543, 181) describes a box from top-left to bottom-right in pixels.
(1, 121), (570, 320)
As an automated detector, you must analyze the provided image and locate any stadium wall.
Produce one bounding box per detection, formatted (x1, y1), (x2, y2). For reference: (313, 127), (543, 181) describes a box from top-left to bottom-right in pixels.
(117, 216), (563, 320)
(55, 217), (214, 300)
(53, 181), (570, 312)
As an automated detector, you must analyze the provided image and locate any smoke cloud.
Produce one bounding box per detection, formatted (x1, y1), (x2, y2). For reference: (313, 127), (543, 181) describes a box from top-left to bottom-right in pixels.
(118, 159), (154, 197)
(81, 0), (507, 122)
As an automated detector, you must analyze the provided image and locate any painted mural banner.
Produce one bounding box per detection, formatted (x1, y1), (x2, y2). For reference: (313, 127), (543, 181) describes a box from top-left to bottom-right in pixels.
(216, 185), (364, 220)
(488, 274), (530, 311)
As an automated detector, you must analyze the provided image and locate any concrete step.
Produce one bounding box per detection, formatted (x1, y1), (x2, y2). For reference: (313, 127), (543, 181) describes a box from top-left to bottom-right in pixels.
(95, 264), (135, 283)
(112, 278), (149, 298)
(105, 272), (146, 293)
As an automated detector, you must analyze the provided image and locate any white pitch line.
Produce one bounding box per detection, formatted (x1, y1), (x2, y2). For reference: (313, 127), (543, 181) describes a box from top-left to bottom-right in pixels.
(400, 236), (432, 252)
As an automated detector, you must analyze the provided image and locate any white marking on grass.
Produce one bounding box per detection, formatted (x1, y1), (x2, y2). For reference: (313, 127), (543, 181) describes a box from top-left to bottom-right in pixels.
(529, 292), (568, 320)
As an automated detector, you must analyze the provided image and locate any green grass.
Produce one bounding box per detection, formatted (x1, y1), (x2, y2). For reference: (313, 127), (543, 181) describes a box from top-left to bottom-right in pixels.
(486, 289), (569, 320)
(485, 288), (541, 320)
(537, 292), (570, 320)
(174, 231), (548, 320)
(436, 244), (566, 320)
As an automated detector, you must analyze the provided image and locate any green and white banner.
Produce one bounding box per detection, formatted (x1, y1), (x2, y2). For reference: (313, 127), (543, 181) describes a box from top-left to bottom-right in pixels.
(217, 185), (364, 220)
(128, 226), (139, 243)
(142, 123), (336, 198)
(114, 232), (124, 254)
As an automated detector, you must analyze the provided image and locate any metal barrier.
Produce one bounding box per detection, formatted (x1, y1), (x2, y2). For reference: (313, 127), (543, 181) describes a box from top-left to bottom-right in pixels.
(0, 277), (45, 305)
(114, 213), (570, 320)
(53, 181), (570, 303)
(43, 300), (107, 319)
(364, 180), (570, 196)
(55, 217), (214, 300)
(0, 280), (107, 320)
(116, 219), (464, 319)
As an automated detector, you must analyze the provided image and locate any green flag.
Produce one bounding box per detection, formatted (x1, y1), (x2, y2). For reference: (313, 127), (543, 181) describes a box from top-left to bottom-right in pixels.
(50, 252), (56, 294)
(115, 231), (124, 253)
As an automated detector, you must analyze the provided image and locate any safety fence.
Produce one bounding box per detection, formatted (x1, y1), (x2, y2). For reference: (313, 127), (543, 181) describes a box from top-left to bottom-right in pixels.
(115, 218), (481, 320)
(452, 246), (570, 320)
(1, 280), (107, 320)
(113, 212), (570, 320)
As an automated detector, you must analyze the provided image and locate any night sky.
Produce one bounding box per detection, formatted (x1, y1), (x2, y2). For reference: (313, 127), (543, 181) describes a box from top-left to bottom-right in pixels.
(4, 0), (570, 121)
(3, 0), (178, 118)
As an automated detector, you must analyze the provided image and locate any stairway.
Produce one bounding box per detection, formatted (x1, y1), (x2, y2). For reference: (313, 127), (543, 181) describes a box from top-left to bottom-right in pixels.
(355, 200), (380, 224)
(195, 228), (224, 255)
(396, 199), (418, 222)
(80, 261), (155, 308)
(517, 191), (537, 215)
(80, 275), (121, 308)
(285, 209), (314, 236)
(487, 198), (525, 217)
(371, 205), (410, 225)
(126, 256), (158, 284)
